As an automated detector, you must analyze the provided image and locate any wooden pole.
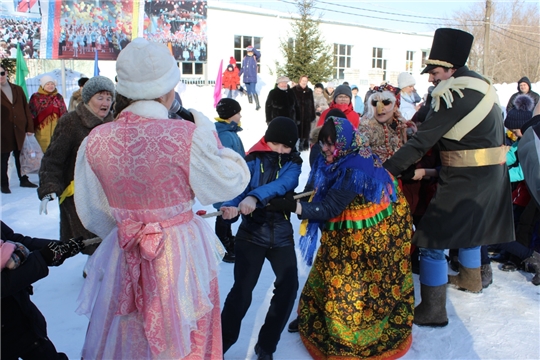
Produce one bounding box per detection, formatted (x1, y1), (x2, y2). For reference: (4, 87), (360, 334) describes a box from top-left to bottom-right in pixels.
(483, 0), (492, 76)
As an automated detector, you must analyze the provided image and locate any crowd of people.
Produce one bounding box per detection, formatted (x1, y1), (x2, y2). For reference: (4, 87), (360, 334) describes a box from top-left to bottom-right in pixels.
(1, 27), (540, 360)
(0, 17), (40, 59)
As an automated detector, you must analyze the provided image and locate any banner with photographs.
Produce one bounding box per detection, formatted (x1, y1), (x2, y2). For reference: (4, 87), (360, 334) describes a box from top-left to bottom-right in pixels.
(0, 0), (42, 58)
(143, 0), (207, 62)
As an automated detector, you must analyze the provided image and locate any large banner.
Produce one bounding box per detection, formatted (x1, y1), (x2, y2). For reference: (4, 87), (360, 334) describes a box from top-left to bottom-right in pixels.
(0, 0), (207, 61)
(143, 0), (207, 62)
(0, 0), (42, 58)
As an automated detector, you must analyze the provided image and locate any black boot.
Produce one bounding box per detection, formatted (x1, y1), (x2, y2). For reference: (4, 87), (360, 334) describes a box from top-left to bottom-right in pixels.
(523, 251), (540, 285)
(248, 94), (253, 104)
(254, 344), (273, 360)
(1, 185), (11, 194)
(20, 175), (38, 188)
(414, 284), (448, 327)
(481, 263), (493, 289)
(222, 236), (235, 263)
(253, 93), (261, 110)
(287, 317), (299, 333)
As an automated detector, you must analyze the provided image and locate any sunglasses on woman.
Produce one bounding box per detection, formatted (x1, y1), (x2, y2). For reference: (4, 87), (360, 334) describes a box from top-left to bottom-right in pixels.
(371, 99), (392, 107)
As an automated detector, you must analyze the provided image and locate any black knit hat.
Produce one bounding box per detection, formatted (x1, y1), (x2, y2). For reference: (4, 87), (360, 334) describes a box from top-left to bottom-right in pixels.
(265, 116), (298, 148)
(333, 85), (352, 100)
(504, 94), (534, 130)
(216, 98), (241, 119)
(421, 28), (474, 74)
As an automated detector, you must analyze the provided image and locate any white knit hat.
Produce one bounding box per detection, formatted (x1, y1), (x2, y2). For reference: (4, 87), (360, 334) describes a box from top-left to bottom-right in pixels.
(397, 72), (415, 89)
(115, 38), (180, 100)
(40, 75), (56, 87)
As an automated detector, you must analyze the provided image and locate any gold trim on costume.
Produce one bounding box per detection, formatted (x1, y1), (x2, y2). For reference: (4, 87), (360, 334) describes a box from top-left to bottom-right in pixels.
(440, 146), (509, 167)
(425, 59), (454, 68)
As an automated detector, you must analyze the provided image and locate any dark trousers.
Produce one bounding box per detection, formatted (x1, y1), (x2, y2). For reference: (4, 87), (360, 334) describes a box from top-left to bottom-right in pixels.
(215, 215), (233, 245)
(1, 150), (22, 186)
(221, 240), (298, 354)
(4, 337), (68, 360)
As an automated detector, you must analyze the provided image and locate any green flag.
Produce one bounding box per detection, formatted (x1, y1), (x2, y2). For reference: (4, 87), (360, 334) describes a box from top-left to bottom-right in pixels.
(15, 43), (29, 99)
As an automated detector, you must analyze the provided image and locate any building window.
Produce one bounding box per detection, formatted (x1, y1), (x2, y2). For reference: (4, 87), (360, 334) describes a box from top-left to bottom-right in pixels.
(421, 50), (429, 68)
(182, 62), (203, 76)
(234, 35), (261, 73)
(334, 44), (351, 80)
(372, 47), (387, 80)
(406, 51), (414, 72)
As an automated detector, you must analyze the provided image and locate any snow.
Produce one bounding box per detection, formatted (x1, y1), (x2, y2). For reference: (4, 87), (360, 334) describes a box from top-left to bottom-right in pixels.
(2, 81), (540, 360)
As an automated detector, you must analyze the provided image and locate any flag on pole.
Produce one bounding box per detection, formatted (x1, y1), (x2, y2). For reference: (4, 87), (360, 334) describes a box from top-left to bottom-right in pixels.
(15, 44), (29, 99)
(213, 60), (223, 108)
(94, 50), (100, 76)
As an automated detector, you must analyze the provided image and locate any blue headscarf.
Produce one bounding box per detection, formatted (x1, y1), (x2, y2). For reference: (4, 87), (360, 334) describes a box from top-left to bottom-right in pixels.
(299, 117), (397, 265)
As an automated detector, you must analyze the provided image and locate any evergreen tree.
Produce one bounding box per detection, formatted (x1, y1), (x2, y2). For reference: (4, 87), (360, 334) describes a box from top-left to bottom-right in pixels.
(276, 0), (333, 84)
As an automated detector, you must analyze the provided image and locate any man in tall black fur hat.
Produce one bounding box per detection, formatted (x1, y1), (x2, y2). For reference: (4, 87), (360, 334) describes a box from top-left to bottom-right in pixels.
(383, 28), (514, 327)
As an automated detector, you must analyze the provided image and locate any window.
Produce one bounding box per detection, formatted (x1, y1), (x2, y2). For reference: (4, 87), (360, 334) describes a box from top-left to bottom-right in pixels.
(421, 50), (429, 68)
(406, 51), (414, 72)
(234, 35), (261, 73)
(372, 47), (387, 80)
(182, 62), (203, 76)
(334, 44), (352, 80)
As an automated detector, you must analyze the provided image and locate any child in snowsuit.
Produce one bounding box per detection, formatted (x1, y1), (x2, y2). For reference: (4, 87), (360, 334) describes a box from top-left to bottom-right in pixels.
(220, 117), (302, 360)
(213, 98), (246, 263)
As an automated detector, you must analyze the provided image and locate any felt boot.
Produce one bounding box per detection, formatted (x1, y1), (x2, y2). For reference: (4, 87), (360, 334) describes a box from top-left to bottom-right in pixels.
(523, 251), (540, 286)
(414, 284), (449, 327)
(448, 264), (482, 293)
(254, 93), (261, 110)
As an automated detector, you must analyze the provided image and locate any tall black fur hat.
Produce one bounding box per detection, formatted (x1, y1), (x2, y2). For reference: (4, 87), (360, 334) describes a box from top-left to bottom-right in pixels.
(421, 28), (474, 74)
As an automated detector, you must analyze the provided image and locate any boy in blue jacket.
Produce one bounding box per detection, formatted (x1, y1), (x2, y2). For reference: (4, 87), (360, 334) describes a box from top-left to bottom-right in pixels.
(220, 117), (302, 360)
(213, 98), (246, 263)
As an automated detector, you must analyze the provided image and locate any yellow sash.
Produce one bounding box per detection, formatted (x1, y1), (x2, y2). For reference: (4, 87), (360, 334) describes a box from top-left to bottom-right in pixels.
(59, 181), (74, 205)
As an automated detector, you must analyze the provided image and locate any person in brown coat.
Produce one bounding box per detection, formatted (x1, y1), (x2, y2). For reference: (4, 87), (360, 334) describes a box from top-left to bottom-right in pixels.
(0, 64), (38, 194)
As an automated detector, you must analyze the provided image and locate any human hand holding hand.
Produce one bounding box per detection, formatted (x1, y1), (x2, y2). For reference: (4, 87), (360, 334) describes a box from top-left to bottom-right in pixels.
(239, 196), (257, 215)
(39, 193), (56, 215)
(221, 206), (239, 220)
(412, 168), (426, 181)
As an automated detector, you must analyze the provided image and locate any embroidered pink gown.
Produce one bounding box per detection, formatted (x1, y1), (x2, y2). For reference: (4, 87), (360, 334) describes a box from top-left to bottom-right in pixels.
(75, 102), (249, 359)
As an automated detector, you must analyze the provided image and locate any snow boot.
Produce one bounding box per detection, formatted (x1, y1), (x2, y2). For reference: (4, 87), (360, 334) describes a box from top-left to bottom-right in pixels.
(523, 251), (540, 285)
(253, 93), (261, 110)
(248, 94), (253, 104)
(481, 263), (493, 289)
(448, 264), (482, 293)
(288, 317), (299, 333)
(20, 175), (38, 188)
(414, 284), (448, 327)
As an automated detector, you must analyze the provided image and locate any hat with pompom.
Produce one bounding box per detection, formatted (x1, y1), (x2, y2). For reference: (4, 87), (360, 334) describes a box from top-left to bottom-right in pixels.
(504, 94), (534, 130)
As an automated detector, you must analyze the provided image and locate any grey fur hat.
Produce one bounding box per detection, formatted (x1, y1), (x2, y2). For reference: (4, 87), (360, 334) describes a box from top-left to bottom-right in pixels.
(82, 76), (115, 104)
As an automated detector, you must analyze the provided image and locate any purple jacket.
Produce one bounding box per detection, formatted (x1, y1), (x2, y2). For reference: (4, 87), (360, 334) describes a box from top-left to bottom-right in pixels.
(239, 48), (260, 84)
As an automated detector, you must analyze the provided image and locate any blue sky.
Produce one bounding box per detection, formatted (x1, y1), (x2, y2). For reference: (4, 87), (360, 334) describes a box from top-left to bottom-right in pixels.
(215, 0), (536, 33)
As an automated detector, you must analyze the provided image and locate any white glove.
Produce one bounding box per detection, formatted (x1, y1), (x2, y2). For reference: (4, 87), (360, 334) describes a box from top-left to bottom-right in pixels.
(39, 193), (56, 215)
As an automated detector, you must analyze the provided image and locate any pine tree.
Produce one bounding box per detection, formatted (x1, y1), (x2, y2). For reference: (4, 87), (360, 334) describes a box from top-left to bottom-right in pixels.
(276, 0), (333, 84)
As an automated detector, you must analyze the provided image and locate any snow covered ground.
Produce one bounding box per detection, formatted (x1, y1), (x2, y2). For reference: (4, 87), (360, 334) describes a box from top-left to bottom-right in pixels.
(2, 81), (539, 359)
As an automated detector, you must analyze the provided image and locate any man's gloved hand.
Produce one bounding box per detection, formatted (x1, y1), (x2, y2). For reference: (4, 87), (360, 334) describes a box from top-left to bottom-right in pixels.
(39, 193), (56, 215)
(39, 237), (85, 266)
(267, 192), (297, 213)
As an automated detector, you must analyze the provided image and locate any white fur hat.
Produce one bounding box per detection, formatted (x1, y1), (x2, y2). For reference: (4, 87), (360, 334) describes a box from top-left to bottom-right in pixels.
(115, 38), (180, 100)
(398, 72), (415, 89)
(40, 75), (56, 87)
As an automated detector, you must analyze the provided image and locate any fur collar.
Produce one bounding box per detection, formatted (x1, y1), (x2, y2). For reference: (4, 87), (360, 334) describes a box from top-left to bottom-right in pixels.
(123, 100), (169, 119)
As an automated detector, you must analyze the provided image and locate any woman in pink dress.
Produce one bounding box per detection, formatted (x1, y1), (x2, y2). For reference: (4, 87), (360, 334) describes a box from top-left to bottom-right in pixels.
(74, 38), (250, 359)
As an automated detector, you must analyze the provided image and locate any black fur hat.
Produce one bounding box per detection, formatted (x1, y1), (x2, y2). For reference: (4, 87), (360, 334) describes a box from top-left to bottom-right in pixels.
(504, 94), (534, 130)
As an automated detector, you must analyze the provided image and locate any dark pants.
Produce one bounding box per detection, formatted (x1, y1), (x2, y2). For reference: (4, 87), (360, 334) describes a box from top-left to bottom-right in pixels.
(1, 150), (22, 187)
(221, 240), (298, 355)
(215, 215), (233, 246)
(4, 337), (68, 360)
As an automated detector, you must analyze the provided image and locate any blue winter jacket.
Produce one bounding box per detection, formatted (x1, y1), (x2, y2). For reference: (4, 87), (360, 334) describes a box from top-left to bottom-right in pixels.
(223, 139), (302, 248)
(213, 119), (246, 209)
(239, 48), (260, 84)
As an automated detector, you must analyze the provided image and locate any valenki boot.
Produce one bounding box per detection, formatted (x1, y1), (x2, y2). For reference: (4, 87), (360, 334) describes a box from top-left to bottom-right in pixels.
(253, 93), (261, 110)
(414, 284), (449, 327)
(448, 264), (483, 293)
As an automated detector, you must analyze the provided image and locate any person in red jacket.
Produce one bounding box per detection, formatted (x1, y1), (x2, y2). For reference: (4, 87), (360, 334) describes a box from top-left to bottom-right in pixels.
(316, 85), (359, 128)
(222, 64), (241, 99)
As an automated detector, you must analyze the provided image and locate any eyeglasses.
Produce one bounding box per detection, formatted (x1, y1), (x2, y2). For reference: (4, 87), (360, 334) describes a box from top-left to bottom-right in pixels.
(0, 71), (5, 76)
(371, 99), (392, 107)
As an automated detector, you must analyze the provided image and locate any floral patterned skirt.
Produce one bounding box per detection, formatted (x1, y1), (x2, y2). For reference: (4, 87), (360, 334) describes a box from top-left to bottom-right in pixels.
(299, 192), (414, 359)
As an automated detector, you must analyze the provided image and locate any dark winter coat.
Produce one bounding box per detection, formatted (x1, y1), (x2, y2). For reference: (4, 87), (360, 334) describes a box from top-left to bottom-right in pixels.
(1, 82), (34, 153)
(1, 222), (55, 359)
(265, 85), (297, 124)
(383, 66), (514, 249)
(506, 77), (540, 112)
(68, 88), (83, 112)
(223, 139), (302, 249)
(38, 102), (113, 243)
(239, 48), (260, 84)
(292, 85), (315, 141)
